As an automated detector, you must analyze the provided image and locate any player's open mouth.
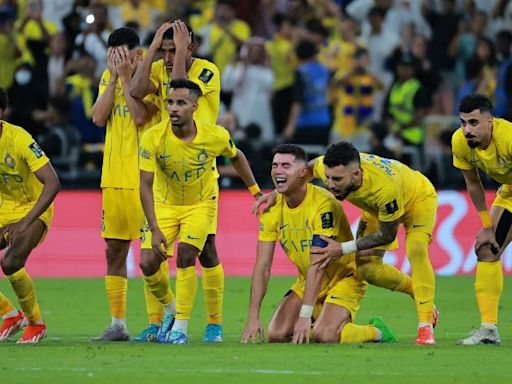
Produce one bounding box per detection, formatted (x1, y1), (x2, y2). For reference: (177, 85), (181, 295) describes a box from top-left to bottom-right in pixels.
(275, 177), (287, 185)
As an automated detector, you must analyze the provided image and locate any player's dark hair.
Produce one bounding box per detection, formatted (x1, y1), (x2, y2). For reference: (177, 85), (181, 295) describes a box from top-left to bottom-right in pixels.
(169, 79), (203, 99)
(162, 21), (195, 44)
(108, 27), (140, 49)
(296, 40), (318, 60)
(0, 88), (8, 110)
(324, 141), (361, 167)
(459, 94), (494, 115)
(272, 144), (308, 163)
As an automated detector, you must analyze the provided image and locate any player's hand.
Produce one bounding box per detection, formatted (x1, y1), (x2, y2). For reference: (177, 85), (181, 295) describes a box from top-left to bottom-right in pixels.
(115, 46), (136, 80)
(172, 20), (192, 51)
(475, 227), (500, 255)
(241, 317), (265, 344)
(151, 227), (169, 260)
(291, 316), (311, 344)
(149, 21), (173, 52)
(310, 236), (343, 269)
(107, 47), (118, 80)
(251, 190), (278, 216)
(0, 219), (29, 246)
(282, 123), (295, 140)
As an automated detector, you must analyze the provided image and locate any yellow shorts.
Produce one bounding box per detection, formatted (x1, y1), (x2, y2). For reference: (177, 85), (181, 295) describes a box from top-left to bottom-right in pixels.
(356, 191), (438, 251)
(0, 205), (53, 244)
(141, 199), (217, 255)
(101, 188), (144, 240)
(493, 185), (512, 213)
(290, 273), (367, 321)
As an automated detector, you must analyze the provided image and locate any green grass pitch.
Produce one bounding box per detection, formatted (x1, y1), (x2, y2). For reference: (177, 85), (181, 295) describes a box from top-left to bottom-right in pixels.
(1, 276), (511, 383)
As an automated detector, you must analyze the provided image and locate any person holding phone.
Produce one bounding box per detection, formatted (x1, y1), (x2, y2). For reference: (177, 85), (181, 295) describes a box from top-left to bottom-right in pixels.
(241, 144), (395, 345)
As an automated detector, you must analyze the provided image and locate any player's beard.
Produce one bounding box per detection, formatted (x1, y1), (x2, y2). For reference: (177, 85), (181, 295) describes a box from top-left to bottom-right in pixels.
(330, 182), (354, 201)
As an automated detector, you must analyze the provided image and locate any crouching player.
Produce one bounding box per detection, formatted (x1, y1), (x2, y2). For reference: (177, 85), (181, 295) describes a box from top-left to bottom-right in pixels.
(0, 88), (60, 343)
(241, 144), (395, 344)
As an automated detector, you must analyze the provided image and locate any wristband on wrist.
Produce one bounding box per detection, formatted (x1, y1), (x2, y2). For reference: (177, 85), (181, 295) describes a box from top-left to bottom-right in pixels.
(479, 210), (492, 229)
(248, 184), (261, 196)
(340, 240), (357, 254)
(299, 304), (314, 319)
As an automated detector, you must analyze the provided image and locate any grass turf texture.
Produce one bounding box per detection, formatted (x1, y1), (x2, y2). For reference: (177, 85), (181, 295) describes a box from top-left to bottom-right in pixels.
(1, 276), (511, 383)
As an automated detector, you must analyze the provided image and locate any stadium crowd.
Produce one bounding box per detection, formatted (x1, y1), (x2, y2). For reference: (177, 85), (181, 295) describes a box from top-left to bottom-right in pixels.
(0, 0), (511, 188)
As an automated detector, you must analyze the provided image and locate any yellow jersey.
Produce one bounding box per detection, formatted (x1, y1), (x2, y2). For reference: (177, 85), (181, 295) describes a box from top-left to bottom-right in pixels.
(266, 34), (296, 91)
(452, 118), (512, 185)
(98, 69), (160, 189)
(139, 118), (237, 206)
(313, 153), (435, 222)
(0, 121), (52, 210)
(208, 20), (251, 73)
(149, 58), (220, 123)
(259, 183), (356, 290)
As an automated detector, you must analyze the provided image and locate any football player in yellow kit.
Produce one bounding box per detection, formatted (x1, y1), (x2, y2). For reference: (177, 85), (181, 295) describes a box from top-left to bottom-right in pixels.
(452, 94), (510, 345)
(0, 88), (61, 343)
(241, 144), (396, 345)
(139, 79), (261, 344)
(91, 27), (161, 341)
(130, 21), (237, 343)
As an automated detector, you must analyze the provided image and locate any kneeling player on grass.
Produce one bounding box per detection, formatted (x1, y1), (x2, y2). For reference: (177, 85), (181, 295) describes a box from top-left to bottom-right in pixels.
(241, 144), (395, 344)
(139, 79), (261, 344)
(0, 88), (61, 343)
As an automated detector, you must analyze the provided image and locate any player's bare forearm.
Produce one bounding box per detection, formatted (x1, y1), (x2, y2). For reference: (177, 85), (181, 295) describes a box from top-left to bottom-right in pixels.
(462, 169), (488, 212)
(247, 241), (275, 319)
(140, 170), (158, 231)
(130, 52), (156, 99)
(24, 163), (61, 226)
(122, 79), (154, 127)
(171, 48), (188, 80)
(231, 149), (258, 190)
(303, 256), (323, 307)
(356, 220), (399, 250)
(91, 80), (116, 127)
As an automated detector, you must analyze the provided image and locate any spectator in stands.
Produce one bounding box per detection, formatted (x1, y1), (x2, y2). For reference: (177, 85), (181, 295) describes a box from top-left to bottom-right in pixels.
(455, 57), (485, 112)
(283, 39), (332, 146)
(222, 37), (275, 142)
(368, 121), (397, 160)
(75, 3), (110, 78)
(383, 53), (430, 150)
(108, 0), (158, 43)
(47, 32), (67, 96)
(494, 30), (512, 119)
(197, 0), (251, 73)
(0, 7), (21, 90)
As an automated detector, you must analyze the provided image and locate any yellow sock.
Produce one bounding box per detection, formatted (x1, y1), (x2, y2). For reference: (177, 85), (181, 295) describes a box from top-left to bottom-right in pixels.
(406, 232), (435, 323)
(357, 255), (414, 297)
(475, 260), (503, 325)
(144, 261), (169, 324)
(340, 323), (378, 343)
(6, 268), (42, 323)
(201, 263), (224, 324)
(176, 266), (197, 321)
(143, 265), (175, 307)
(105, 275), (127, 320)
(0, 292), (15, 316)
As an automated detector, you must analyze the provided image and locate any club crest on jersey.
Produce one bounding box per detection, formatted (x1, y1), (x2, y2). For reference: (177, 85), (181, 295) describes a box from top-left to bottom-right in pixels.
(4, 152), (15, 168)
(29, 142), (44, 158)
(321, 212), (333, 229)
(198, 68), (214, 84)
(197, 150), (208, 163)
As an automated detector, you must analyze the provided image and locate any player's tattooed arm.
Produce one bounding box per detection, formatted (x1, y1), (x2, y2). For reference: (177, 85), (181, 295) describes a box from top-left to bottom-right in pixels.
(356, 219), (400, 250)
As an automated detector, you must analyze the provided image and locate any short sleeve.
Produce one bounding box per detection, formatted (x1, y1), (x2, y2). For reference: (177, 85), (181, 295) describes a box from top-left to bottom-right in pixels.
(452, 129), (473, 170)
(376, 185), (405, 222)
(139, 131), (156, 172)
(312, 156), (327, 183)
(17, 131), (49, 173)
(311, 197), (341, 239)
(216, 126), (237, 159)
(98, 69), (109, 97)
(258, 209), (279, 242)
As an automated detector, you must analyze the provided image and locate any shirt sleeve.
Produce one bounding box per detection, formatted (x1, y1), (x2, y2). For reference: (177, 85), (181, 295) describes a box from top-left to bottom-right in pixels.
(258, 208), (279, 242)
(190, 63), (221, 123)
(139, 130), (156, 172)
(451, 129), (473, 170)
(216, 126), (238, 159)
(376, 184), (405, 222)
(312, 156), (327, 183)
(98, 69), (109, 97)
(18, 130), (49, 173)
(311, 197), (341, 239)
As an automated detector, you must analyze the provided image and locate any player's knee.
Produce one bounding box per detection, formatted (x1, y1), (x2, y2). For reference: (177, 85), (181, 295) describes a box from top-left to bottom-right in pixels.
(357, 262), (380, 285)
(198, 235), (219, 268)
(406, 233), (429, 261)
(139, 252), (159, 276)
(267, 327), (290, 343)
(0, 252), (26, 275)
(313, 323), (340, 343)
(475, 245), (499, 262)
(177, 243), (198, 268)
